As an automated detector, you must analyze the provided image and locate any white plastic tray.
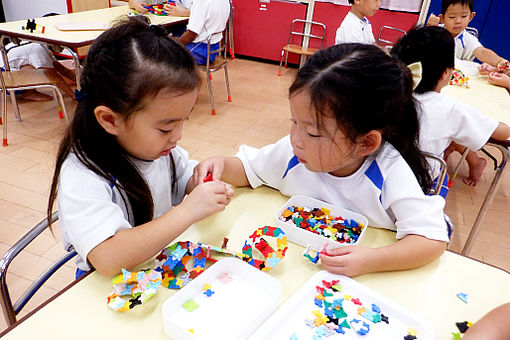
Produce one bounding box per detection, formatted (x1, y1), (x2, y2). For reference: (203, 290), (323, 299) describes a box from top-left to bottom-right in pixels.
(276, 195), (368, 251)
(162, 257), (281, 340)
(250, 270), (436, 340)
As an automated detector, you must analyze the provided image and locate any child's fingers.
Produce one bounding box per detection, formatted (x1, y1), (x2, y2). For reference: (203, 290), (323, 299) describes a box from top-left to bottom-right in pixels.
(322, 245), (353, 256)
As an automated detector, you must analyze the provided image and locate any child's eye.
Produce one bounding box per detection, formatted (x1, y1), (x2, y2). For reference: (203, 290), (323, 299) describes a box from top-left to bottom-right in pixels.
(290, 118), (297, 125)
(159, 129), (171, 133)
(307, 132), (321, 138)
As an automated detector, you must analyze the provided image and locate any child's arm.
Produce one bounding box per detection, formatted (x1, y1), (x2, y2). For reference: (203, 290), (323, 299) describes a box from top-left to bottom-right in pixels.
(473, 47), (508, 68)
(87, 181), (232, 276)
(193, 156), (250, 187)
(319, 235), (446, 277)
(491, 122), (510, 140)
(462, 303), (510, 340)
(128, 0), (148, 13)
(176, 30), (197, 45)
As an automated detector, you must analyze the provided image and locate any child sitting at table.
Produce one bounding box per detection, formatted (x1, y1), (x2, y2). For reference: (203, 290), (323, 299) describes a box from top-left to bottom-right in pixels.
(427, 0), (509, 70)
(129, 0), (192, 17)
(46, 16), (233, 278)
(391, 26), (510, 187)
(129, 0), (230, 65)
(335, 0), (379, 45)
(193, 43), (449, 277)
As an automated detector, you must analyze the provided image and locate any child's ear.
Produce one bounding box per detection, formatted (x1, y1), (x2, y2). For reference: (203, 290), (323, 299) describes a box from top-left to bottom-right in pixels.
(94, 105), (125, 136)
(469, 11), (476, 22)
(356, 130), (382, 157)
(438, 14), (445, 23)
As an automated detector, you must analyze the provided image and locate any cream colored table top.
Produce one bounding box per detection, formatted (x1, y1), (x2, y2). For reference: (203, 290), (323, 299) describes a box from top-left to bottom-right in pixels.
(442, 75), (510, 126)
(0, 6), (187, 48)
(2, 187), (510, 339)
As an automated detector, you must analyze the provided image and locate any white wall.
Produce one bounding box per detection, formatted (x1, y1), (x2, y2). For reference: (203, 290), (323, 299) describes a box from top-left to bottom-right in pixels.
(2, 0), (68, 21)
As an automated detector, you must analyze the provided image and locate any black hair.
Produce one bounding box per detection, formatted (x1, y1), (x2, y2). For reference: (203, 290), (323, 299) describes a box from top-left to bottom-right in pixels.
(289, 44), (432, 193)
(348, 0), (354, 4)
(441, 0), (473, 14)
(391, 26), (454, 94)
(48, 16), (200, 228)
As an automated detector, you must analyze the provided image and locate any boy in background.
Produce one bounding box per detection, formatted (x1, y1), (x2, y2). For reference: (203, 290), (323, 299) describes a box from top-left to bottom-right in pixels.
(335, 0), (380, 45)
(427, 0), (509, 69)
(391, 26), (510, 187)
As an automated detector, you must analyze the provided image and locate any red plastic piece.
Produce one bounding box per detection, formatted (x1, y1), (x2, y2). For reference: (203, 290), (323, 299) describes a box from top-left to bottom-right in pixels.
(58, 111), (64, 119)
(203, 173), (213, 183)
(277, 70), (281, 76)
(0, 117), (2, 125)
(2, 138), (7, 147)
(228, 95), (232, 102)
(212, 109), (216, 115)
(209, 74), (213, 80)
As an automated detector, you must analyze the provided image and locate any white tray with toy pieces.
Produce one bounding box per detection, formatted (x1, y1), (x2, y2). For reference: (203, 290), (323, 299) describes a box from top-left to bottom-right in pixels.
(162, 257), (281, 340)
(250, 270), (436, 340)
(276, 195), (369, 252)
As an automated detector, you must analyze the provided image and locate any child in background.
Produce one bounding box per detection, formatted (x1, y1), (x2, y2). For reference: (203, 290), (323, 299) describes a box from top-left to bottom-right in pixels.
(391, 26), (510, 187)
(194, 44), (449, 277)
(129, 0), (230, 65)
(462, 303), (510, 340)
(427, 0), (509, 69)
(335, 0), (380, 45)
(174, 0), (230, 65)
(47, 17), (233, 278)
(128, 0), (192, 17)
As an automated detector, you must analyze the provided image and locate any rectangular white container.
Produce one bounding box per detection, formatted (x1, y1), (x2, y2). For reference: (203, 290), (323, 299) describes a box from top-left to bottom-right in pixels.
(276, 195), (369, 251)
(250, 270), (436, 340)
(162, 257), (281, 340)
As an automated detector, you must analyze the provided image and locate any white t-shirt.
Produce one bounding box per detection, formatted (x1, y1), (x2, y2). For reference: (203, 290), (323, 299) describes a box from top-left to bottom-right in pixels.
(236, 136), (449, 242)
(0, 43), (53, 70)
(415, 91), (498, 177)
(187, 0), (230, 44)
(335, 11), (375, 45)
(58, 147), (197, 271)
(454, 29), (482, 61)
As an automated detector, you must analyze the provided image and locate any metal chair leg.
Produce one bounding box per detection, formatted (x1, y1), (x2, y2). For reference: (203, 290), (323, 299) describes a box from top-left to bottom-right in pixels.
(278, 50), (284, 76)
(224, 64), (232, 102)
(206, 69), (216, 115)
(10, 93), (21, 122)
(461, 143), (509, 256)
(2, 88), (7, 147)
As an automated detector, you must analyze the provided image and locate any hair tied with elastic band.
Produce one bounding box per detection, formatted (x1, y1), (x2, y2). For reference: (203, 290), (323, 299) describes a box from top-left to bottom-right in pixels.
(407, 62), (422, 90)
(74, 89), (87, 102)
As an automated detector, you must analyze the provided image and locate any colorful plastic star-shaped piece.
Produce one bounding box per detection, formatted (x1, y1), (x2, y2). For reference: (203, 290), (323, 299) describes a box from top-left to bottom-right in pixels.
(451, 332), (462, 340)
(457, 292), (468, 303)
(351, 297), (362, 305)
(381, 314), (389, 324)
(203, 289), (214, 297)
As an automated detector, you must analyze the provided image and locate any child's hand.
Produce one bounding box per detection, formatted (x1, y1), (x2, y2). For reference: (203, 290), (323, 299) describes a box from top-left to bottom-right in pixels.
(426, 14), (440, 26)
(319, 245), (377, 277)
(488, 72), (510, 90)
(478, 63), (496, 75)
(192, 157), (225, 184)
(130, 1), (149, 13)
(163, 4), (190, 17)
(497, 59), (509, 72)
(181, 181), (233, 223)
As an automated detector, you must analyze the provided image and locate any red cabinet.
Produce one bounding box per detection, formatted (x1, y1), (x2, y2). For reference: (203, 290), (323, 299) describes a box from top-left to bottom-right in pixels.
(232, 0), (307, 63)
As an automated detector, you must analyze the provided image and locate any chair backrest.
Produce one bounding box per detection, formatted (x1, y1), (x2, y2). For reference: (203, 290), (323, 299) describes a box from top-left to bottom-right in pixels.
(465, 26), (479, 38)
(377, 25), (407, 48)
(287, 19), (326, 50)
(0, 212), (77, 326)
(67, 0), (111, 13)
